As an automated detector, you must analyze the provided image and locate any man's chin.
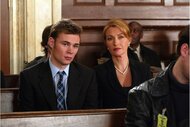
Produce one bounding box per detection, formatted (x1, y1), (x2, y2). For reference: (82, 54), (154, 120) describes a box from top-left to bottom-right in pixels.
(63, 60), (73, 65)
(131, 41), (138, 45)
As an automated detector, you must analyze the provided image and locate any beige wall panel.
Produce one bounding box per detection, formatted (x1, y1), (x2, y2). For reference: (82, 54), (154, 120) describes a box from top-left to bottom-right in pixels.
(10, 0), (61, 74)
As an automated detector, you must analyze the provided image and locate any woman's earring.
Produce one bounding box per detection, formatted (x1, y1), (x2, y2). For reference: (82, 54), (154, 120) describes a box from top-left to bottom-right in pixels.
(128, 43), (130, 47)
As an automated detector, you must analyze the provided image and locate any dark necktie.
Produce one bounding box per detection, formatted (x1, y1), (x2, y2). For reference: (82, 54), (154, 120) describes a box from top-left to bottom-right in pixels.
(134, 49), (139, 59)
(129, 49), (139, 62)
(57, 71), (66, 110)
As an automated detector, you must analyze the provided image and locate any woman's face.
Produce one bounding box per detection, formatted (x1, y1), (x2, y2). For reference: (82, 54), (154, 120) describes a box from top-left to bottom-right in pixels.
(105, 26), (131, 57)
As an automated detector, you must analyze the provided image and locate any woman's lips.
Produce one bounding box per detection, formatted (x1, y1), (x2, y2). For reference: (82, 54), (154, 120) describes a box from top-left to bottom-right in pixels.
(113, 48), (121, 51)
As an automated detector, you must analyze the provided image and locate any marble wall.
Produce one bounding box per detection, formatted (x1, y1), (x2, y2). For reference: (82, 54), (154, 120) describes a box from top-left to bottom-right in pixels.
(10, 0), (61, 74)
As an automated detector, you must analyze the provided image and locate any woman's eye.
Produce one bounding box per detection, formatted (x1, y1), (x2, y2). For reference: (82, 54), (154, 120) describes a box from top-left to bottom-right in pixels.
(118, 36), (124, 39)
(106, 37), (113, 41)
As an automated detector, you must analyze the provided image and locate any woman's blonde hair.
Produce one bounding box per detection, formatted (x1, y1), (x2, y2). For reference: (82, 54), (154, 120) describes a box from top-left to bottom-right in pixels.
(103, 19), (131, 40)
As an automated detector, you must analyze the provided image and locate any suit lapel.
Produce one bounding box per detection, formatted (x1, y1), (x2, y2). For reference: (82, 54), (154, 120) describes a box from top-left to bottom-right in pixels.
(130, 60), (145, 87)
(129, 60), (138, 86)
(140, 44), (148, 62)
(38, 61), (57, 110)
(67, 62), (82, 108)
(107, 60), (126, 96)
(107, 60), (118, 88)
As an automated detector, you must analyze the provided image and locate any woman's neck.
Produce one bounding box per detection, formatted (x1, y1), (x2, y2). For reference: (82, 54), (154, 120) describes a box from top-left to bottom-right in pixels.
(112, 55), (129, 70)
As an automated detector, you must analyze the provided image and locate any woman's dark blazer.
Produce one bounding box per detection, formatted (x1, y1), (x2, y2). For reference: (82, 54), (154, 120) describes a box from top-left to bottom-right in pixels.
(95, 59), (152, 109)
(19, 60), (98, 111)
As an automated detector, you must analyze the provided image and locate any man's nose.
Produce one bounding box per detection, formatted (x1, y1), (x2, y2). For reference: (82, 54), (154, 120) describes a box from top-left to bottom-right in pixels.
(131, 30), (135, 34)
(67, 45), (74, 53)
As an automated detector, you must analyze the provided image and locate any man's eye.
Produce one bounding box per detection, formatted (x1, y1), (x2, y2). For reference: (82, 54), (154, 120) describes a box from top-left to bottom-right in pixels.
(63, 42), (69, 46)
(134, 29), (140, 33)
(73, 44), (80, 48)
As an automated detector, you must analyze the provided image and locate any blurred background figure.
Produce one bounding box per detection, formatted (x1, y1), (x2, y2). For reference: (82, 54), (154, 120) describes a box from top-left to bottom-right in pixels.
(128, 21), (161, 67)
(24, 24), (53, 69)
(128, 21), (162, 76)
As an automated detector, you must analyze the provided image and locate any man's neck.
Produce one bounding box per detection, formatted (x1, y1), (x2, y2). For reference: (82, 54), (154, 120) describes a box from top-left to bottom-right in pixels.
(172, 59), (189, 84)
(49, 56), (68, 71)
(130, 43), (140, 50)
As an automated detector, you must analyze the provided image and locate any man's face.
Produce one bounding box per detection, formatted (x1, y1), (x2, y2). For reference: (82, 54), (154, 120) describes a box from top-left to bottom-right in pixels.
(182, 44), (189, 83)
(49, 33), (80, 68)
(129, 23), (143, 45)
(174, 43), (189, 84)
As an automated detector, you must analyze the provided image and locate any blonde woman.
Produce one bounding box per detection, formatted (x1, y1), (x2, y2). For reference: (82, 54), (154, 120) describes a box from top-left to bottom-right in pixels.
(95, 19), (152, 108)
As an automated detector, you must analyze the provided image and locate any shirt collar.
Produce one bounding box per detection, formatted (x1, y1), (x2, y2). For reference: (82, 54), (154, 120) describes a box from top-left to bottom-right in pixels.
(49, 58), (70, 78)
(129, 44), (141, 53)
(64, 65), (69, 76)
(135, 44), (141, 53)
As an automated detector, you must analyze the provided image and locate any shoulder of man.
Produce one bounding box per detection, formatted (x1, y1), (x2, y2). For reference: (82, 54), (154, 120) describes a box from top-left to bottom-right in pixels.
(130, 78), (154, 94)
(21, 60), (48, 75)
(94, 59), (112, 70)
(130, 67), (170, 97)
(140, 44), (159, 56)
(130, 59), (151, 72)
(71, 61), (94, 73)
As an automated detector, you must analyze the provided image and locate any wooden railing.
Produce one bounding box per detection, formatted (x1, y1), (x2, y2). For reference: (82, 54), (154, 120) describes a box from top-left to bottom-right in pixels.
(2, 74), (19, 88)
(1, 108), (126, 127)
(0, 88), (19, 112)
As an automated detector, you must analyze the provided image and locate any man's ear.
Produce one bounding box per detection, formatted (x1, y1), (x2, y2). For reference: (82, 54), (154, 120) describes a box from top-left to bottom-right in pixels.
(180, 43), (189, 57)
(48, 37), (55, 49)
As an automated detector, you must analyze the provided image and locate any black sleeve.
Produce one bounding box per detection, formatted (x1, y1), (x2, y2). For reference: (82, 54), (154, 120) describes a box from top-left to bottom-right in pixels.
(125, 87), (153, 127)
(83, 70), (99, 109)
(19, 71), (35, 111)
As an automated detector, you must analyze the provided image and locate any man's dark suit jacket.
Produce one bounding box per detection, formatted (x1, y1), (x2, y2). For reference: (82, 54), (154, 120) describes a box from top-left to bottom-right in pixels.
(24, 56), (46, 69)
(95, 59), (152, 109)
(138, 44), (161, 67)
(19, 60), (98, 111)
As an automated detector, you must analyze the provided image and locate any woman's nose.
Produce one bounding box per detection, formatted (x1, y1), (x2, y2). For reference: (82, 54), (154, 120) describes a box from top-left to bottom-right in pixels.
(113, 38), (119, 45)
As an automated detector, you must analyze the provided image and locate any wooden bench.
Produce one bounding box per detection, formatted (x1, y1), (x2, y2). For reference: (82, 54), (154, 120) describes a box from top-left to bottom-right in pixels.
(0, 88), (19, 112)
(3, 74), (19, 88)
(1, 108), (126, 127)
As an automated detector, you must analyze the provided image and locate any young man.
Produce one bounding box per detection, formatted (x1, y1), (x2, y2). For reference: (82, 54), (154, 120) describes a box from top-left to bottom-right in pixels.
(125, 26), (189, 127)
(19, 19), (98, 111)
